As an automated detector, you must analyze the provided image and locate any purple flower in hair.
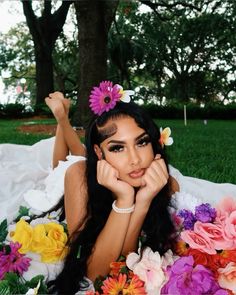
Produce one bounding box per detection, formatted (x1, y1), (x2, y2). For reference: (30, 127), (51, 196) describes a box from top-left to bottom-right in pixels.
(89, 81), (122, 115)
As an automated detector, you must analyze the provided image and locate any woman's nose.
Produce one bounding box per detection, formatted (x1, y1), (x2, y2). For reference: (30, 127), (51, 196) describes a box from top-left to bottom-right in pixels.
(129, 148), (141, 166)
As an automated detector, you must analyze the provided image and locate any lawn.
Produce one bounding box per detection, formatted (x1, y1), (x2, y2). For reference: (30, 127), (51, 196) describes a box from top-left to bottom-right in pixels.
(0, 118), (55, 145)
(0, 118), (235, 184)
(157, 119), (236, 184)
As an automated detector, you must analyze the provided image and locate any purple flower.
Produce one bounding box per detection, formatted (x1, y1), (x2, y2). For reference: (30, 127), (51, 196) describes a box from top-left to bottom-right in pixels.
(89, 81), (122, 115)
(161, 256), (228, 295)
(195, 203), (216, 223)
(0, 242), (31, 279)
(178, 209), (196, 230)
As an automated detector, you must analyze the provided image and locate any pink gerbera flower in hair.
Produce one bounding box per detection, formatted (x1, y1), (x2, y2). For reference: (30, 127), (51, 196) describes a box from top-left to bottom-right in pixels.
(89, 81), (122, 115)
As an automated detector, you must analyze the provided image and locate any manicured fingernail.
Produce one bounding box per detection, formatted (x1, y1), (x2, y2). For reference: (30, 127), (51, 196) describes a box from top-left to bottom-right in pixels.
(155, 154), (161, 159)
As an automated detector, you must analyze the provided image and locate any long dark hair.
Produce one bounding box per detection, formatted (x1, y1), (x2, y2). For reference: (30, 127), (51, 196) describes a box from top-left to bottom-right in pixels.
(49, 102), (176, 294)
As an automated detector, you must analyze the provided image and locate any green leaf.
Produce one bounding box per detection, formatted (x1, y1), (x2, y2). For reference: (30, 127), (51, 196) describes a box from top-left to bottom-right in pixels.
(25, 275), (48, 294)
(18, 284), (28, 294)
(26, 275), (44, 288)
(38, 280), (48, 294)
(0, 219), (8, 242)
(15, 206), (30, 221)
(120, 265), (129, 274)
(94, 275), (105, 292)
(0, 280), (11, 295)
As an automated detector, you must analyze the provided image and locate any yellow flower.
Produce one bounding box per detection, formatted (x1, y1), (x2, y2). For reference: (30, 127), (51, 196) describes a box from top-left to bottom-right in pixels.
(31, 222), (68, 262)
(40, 240), (69, 263)
(11, 219), (33, 253)
(31, 224), (49, 253)
(44, 222), (68, 244)
(159, 127), (173, 148)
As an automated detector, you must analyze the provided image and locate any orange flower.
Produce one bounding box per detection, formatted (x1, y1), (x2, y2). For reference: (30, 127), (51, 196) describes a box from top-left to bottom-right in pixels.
(101, 273), (127, 294)
(175, 240), (189, 256)
(123, 275), (147, 295)
(109, 261), (126, 277)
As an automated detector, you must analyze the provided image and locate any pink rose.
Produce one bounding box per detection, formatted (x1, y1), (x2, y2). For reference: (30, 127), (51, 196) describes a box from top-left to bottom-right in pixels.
(218, 262), (236, 293)
(224, 211), (236, 242)
(194, 221), (234, 250)
(180, 230), (216, 255)
(216, 196), (236, 219)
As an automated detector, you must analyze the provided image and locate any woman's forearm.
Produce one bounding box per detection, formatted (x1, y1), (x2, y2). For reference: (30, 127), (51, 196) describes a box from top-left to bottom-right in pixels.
(121, 203), (150, 256)
(87, 209), (132, 281)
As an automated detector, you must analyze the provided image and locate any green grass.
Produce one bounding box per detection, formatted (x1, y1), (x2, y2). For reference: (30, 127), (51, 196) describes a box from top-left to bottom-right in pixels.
(156, 119), (236, 184)
(0, 118), (56, 145)
(1, 118), (236, 184)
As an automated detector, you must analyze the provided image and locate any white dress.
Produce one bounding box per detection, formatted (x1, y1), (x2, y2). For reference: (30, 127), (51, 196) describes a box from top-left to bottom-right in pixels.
(0, 137), (236, 290)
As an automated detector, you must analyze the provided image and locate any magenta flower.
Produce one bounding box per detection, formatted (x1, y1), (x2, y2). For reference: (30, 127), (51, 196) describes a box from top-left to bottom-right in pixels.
(161, 256), (228, 295)
(89, 81), (122, 115)
(0, 242), (31, 279)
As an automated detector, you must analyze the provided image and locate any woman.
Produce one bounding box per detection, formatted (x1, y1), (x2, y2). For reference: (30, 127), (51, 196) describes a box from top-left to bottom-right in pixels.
(49, 82), (177, 293)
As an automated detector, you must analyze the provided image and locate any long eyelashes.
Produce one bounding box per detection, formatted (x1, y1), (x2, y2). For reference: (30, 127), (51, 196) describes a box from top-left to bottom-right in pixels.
(108, 135), (151, 153)
(137, 135), (151, 146)
(108, 145), (123, 152)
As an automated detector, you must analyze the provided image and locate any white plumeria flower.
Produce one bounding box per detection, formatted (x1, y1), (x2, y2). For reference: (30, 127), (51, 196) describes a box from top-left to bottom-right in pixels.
(25, 280), (41, 295)
(116, 84), (134, 103)
(159, 127), (174, 147)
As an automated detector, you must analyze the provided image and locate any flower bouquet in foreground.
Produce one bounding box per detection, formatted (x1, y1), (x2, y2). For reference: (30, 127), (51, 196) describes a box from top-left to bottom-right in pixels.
(0, 206), (68, 294)
(88, 197), (236, 295)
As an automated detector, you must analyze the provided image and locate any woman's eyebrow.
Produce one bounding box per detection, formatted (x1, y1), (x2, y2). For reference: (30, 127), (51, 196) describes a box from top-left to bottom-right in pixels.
(107, 132), (147, 144)
(135, 132), (148, 141)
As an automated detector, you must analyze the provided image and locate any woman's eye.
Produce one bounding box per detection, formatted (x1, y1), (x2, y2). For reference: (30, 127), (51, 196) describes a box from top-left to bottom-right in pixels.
(137, 137), (150, 147)
(108, 145), (124, 152)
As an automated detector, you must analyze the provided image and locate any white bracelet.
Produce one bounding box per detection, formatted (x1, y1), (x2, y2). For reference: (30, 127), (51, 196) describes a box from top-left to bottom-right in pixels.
(112, 200), (135, 214)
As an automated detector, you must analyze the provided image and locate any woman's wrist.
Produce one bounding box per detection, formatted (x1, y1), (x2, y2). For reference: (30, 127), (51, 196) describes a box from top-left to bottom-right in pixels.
(112, 200), (135, 214)
(134, 199), (152, 213)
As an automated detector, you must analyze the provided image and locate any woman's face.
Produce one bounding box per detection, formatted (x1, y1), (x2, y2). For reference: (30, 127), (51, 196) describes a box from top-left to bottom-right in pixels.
(95, 116), (155, 187)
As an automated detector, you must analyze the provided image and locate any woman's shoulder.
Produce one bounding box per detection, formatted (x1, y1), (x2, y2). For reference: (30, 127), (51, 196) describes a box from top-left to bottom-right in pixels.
(66, 161), (86, 178)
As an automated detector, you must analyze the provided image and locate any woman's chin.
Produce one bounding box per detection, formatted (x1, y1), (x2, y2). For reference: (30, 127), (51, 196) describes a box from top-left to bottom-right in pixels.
(127, 178), (142, 188)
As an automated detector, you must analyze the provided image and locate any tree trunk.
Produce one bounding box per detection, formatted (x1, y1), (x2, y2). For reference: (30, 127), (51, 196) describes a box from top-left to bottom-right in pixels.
(73, 0), (119, 127)
(35, 48), (54, 106)
(22, 0), (72, 108)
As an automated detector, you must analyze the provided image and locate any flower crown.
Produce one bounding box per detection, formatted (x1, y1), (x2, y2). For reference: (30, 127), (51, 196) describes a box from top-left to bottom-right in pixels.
(89, 81), (134, 115)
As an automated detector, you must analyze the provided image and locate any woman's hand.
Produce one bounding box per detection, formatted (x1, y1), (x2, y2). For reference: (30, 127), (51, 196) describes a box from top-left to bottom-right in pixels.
(97, 160), (134, 204)
(135, 154), (169, 206)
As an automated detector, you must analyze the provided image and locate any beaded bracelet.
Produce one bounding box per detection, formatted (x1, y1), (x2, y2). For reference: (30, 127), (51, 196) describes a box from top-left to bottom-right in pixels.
(112, 200), (135, 214)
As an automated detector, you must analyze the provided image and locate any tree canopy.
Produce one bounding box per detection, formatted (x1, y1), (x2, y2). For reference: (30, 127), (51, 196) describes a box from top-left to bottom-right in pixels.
(0, 0), (235, 123)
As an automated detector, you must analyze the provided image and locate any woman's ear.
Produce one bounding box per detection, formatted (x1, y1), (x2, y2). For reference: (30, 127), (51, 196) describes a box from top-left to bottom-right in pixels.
(94, 144), (103, 160)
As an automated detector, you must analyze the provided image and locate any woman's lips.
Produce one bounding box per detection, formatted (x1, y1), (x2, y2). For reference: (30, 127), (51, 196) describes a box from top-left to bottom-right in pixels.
(129, 169), (145, 179)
